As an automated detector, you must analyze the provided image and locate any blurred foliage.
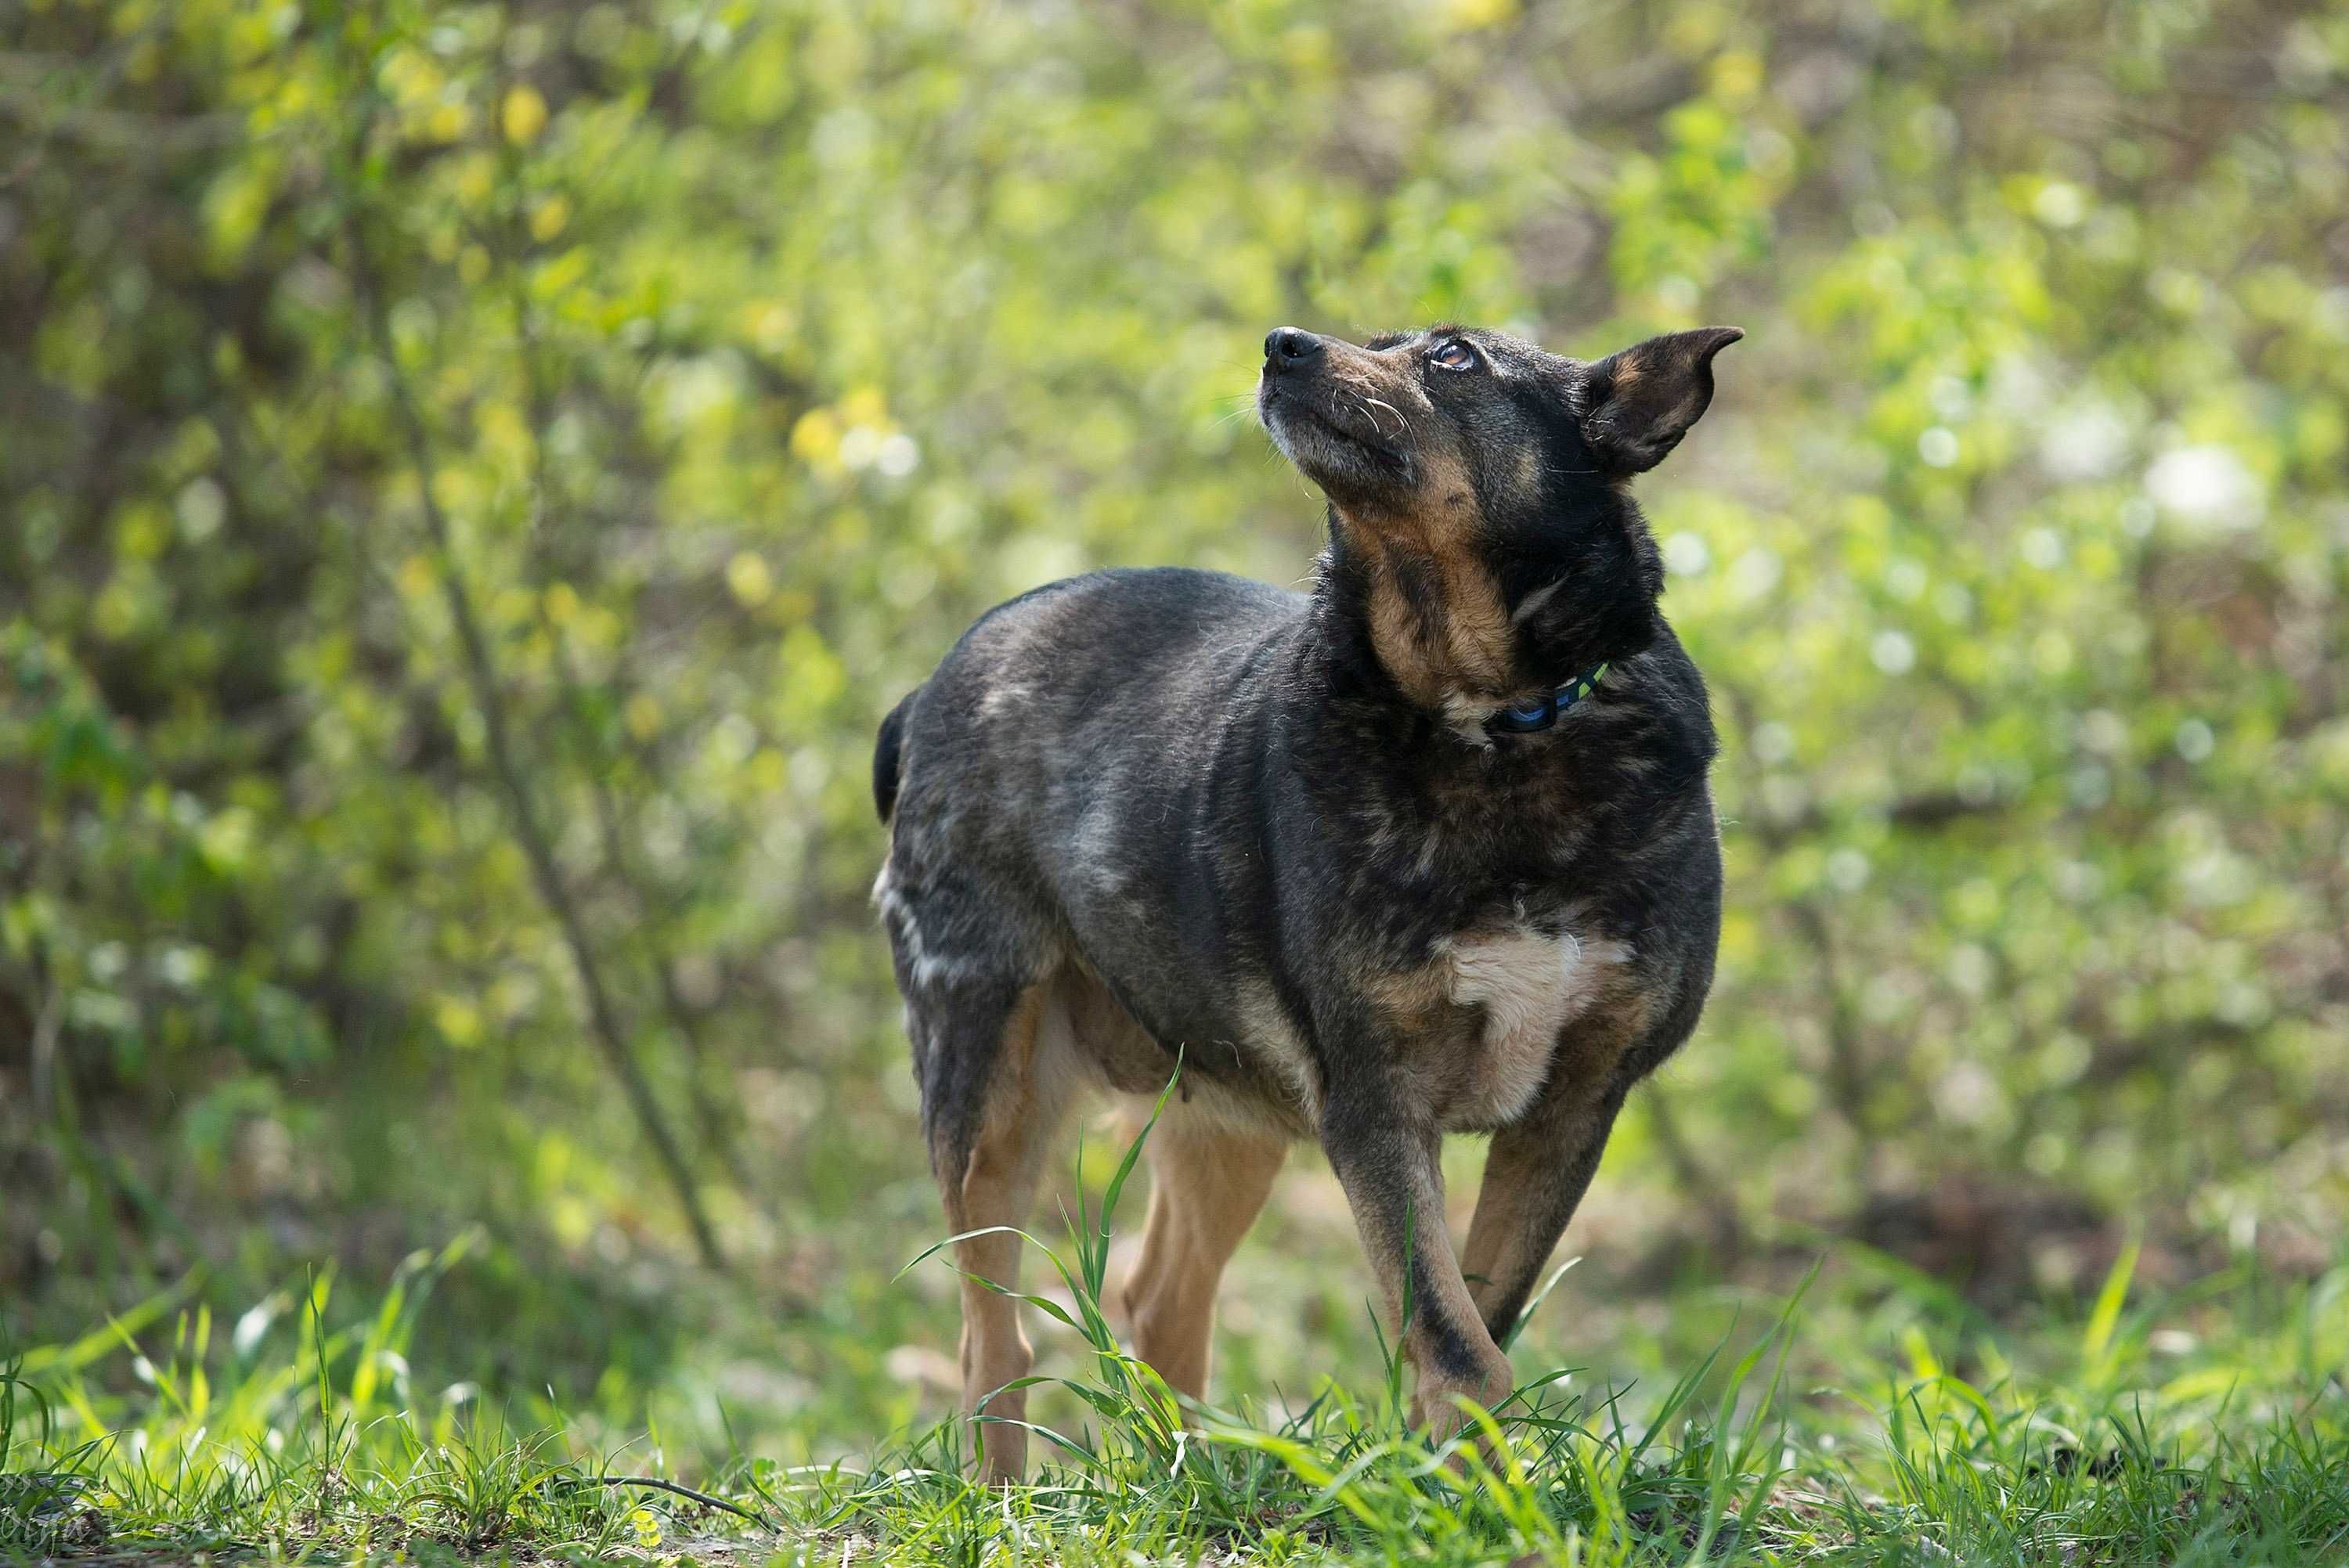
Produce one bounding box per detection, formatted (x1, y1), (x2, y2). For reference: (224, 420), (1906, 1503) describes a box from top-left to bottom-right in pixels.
(4, 0), (2349, 1403)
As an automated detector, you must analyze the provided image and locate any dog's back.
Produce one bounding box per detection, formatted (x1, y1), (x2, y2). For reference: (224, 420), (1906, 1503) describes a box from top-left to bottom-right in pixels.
(873, 565), (1308, 1100)
(872, 690), (913, 823)
(877, 568), (1304, 841)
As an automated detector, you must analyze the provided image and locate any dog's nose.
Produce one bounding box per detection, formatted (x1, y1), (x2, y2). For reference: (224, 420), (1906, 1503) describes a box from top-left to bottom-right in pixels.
(1264, 326), (1324, 371)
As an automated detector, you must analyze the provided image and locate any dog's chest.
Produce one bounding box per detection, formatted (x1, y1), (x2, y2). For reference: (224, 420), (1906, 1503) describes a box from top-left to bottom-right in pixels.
(1407, 925), (1633, 1127)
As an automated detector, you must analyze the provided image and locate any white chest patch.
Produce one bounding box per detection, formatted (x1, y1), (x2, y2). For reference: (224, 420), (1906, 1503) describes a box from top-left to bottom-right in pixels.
(1442, 927), (1633, 1123)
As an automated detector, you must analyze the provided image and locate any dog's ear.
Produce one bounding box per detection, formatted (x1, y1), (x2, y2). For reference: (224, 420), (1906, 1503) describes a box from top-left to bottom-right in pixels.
(1576, 326), (1743, 476)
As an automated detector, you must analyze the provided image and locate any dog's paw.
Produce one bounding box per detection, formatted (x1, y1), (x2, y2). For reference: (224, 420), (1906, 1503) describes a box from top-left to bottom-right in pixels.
(972, 1421), (1030, 1487)
(1409, 1352), (1515, 1438)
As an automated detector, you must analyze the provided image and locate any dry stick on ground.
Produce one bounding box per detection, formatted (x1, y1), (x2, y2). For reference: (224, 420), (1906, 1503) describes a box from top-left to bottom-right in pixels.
(340, 209), (727, 1274)
(576, 1476), (771, 1528)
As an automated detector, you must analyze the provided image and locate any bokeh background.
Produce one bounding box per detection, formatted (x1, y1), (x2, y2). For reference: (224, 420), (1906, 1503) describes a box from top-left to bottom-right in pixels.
(5, 0), (2347, 1467)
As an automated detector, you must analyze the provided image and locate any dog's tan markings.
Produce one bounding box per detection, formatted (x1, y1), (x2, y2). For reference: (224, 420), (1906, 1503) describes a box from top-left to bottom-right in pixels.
(1369, 922), (1638, 1130)
(1456, 1139), (1541, 1322)
(1508, 445), (1545, 508)
(1438, 692), (1496, 748)
(1457, 1086), (1615, 1330)
(1235, 976), (1324, 1128)
(1447, 928), (1633, 1125)
(1353, 925), (1663, 1433)
(1509, 575), (1567, 626)
(1297, 337), (1529, 716)
(1050, 963), (1167, 1092)
(1456, 984), (1659, 1341)
(1120, 1105), (1287, 1404)
(1348, 970), (1447, 1140)
(1553, 979), (1654, 1088)
(1341, 452), (1518, 712)
(1326, 1123), (1514, 1434)
(1365, 956), (1449, 1028)
(936, 977), (1083, 1485)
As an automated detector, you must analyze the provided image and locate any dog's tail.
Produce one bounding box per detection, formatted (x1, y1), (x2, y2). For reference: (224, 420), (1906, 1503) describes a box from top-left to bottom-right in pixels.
(872, 689), (918, 823)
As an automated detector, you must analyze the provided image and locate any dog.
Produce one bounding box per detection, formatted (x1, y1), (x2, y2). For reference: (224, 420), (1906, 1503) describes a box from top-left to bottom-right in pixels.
(872, 319), (1738, 1482)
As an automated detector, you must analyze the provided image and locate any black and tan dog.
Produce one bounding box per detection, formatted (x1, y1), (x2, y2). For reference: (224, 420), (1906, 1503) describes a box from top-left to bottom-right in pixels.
(873, 319), (1739, 1481)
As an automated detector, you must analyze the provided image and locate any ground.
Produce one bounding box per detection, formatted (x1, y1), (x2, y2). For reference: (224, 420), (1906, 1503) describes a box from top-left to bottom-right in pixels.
(6, 1131), (2347, 1567)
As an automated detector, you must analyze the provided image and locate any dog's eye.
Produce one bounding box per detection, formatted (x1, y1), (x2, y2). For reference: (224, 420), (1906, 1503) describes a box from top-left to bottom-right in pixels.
(1431, 339), (1478, 372)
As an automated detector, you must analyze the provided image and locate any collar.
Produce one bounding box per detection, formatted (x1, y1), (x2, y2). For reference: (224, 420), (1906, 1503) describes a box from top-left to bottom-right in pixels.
(1485, 661), (1610, 737)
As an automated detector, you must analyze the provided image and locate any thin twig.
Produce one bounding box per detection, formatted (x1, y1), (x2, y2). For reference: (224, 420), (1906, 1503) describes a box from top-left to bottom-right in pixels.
(1641, 1079), (1743, 1258)
(28, 964), (60, 1121)
(485, 157), (758, 1196)
(576, 1475), (770, 1527)
(330, 49), (726, 1271)
(1717, 677), (1878, 1191)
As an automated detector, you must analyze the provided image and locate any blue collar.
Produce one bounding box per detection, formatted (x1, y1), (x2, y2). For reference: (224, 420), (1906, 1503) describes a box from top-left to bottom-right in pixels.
(1486, 661), (1610, 737)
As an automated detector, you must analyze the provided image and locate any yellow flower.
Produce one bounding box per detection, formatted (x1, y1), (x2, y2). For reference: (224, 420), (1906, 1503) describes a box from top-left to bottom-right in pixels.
(502, 84), (549, 144)
(727, 552), (774, 607)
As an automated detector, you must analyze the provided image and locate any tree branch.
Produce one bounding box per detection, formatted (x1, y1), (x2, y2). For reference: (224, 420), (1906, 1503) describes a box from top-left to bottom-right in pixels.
(1640, 1078), (1743, 1259)
(488, 178), (758, 1199)
(338, 200), (726, 1273)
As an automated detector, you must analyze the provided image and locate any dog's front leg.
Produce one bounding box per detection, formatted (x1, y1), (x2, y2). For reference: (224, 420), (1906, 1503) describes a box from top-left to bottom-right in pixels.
(1458, 1083), (1627, 1349)
(1321, 1101), (1514, 1436)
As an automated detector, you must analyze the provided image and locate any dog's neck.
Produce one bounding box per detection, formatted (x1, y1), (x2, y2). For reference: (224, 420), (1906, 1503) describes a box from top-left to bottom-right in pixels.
(1312, 505), (1658, 730)
(1319, 506), (1516, 713)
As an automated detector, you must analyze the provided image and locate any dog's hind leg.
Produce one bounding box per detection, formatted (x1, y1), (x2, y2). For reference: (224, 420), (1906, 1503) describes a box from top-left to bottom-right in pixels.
(917, 972), (1081, 1485)
(1120, 1106), (1286, 1406)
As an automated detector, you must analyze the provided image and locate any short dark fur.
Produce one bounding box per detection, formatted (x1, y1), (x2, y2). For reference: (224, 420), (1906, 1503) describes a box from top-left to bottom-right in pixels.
(875, 320), (1741, 1478)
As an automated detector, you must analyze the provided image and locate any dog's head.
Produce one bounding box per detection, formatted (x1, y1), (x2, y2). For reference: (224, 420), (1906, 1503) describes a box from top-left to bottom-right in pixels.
(1256, 321), (1738, 528)
(1256, 322), (1740, 699)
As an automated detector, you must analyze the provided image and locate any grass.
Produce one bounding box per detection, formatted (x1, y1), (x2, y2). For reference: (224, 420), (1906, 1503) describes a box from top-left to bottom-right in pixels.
(5, 1116), (2347, 1566)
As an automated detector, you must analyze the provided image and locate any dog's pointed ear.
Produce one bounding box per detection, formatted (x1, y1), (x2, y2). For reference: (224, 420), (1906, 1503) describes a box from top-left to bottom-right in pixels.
(1576, 326), (1743, 476)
